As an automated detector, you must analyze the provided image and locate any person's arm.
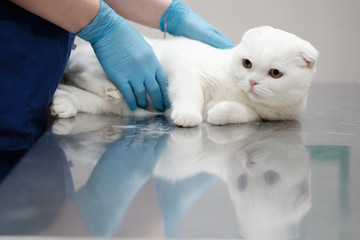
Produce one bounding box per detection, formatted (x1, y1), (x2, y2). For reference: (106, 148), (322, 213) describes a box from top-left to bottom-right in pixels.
(104, 0), (172, 29)
(10, 0), (171, 111)
(159, 0), (235, 49)
(106, 0), (235, 49)
(10, 0), (100, 34)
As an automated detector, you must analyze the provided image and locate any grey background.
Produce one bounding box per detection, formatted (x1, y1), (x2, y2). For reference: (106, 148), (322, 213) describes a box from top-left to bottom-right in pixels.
(132, 0), (360, 84)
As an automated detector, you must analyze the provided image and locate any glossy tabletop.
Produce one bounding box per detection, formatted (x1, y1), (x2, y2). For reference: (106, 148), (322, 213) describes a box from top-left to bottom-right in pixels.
(0, 83), (359, 240)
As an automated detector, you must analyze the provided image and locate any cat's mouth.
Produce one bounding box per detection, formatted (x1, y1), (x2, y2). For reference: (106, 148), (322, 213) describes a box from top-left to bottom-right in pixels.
(248, 88), (262, 99)
(247, 86), (276, 102)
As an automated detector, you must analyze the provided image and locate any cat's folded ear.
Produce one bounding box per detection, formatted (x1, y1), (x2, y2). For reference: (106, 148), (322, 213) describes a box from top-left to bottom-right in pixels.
(299, 41), (319, 69)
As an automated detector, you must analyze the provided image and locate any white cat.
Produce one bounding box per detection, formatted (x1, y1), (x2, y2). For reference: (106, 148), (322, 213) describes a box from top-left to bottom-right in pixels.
(51, 26), (319, 127)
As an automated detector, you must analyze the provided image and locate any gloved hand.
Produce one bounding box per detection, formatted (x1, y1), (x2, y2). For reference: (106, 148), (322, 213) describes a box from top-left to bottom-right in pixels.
(160, 0), (235, 49)
(77, 0), (170, 111)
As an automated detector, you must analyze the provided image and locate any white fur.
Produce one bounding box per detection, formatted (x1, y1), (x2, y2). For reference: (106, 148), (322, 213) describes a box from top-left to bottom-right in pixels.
(51, 26), (319, 127)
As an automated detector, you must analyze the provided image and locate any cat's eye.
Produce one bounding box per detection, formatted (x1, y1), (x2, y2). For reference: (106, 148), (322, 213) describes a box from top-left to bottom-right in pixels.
(238, 174), (248, 191)
(269, 68), (283, 78)
(264, 170), (279, 186)
(242, 59), (252, 69)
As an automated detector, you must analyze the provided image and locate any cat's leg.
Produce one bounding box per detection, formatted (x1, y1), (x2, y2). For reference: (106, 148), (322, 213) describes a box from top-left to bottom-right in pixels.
(169, 76), (204, 127)
(51, 88), (78, 118)
(51, 84), (115, 118)
(66, 44), (123, 103)
(69, 73), (123, 104)
(206, 101), (261, 125)
(103, 83), (122, 104)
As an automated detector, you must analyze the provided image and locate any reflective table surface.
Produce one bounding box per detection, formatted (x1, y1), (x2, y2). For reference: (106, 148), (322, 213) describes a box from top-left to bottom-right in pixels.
(0, 83), (359, 240)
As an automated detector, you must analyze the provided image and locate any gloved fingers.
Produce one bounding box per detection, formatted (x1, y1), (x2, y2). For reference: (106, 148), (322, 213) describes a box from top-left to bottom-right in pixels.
(106, 125), (136, 153)
(129, 79), (147, 109)
(144, 75), (164, 111)
(119, 119), (142, 147)
(162, 1), (235, 50)
(207, 29), (235, 49)
(117, 81), (137, 111)
(127, 128), (145, 148)
(154, 133), (170, 158)
(156, 66), (171, 109)
(127, 119), (159, 150)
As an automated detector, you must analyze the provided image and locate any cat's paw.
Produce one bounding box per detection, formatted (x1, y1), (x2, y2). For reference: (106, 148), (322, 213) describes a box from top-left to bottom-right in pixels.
(51, 96), (77, 118)
(171, 109), (202, 127)
(207, 101), (245, 125)
(104, 86), (122, 103)
(51, 118), (75, 135)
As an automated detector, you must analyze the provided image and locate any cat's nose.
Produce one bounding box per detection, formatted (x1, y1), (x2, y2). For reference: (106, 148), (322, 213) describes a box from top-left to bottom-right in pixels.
(249, 79), (258, 87)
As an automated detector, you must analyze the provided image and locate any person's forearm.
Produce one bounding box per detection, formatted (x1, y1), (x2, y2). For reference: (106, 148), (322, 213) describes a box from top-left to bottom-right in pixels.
(10, 0), (100, 34)
(104, 0), (172, 29)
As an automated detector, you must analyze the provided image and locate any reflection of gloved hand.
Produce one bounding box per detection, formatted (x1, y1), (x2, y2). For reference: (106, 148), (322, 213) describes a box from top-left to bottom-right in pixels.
(101, 118), (169, 170)
(157, 173), (217, 237)
(77, 0), (170, 111)
(160, 0), (234, 49)
(73, 117), (170, 237)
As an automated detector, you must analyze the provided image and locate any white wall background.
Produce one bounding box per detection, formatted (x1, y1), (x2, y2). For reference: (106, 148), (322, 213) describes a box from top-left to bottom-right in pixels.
(133, 0), (360, 83)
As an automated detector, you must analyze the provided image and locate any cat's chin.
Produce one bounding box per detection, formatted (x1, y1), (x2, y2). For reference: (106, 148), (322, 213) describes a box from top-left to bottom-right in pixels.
(246, 90), (265, 103)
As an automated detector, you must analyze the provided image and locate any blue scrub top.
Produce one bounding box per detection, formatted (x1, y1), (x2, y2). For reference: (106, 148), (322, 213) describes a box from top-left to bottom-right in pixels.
(0, 1), (75, 151)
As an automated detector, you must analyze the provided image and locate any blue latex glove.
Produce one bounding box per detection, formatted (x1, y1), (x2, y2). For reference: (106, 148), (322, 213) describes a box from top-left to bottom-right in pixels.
(160, 0), (235, 49)
(77, 0), (170, 111)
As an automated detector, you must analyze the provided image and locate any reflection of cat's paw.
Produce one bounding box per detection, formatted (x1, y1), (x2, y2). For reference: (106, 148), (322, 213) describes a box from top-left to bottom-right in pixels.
(206, 125), (254, 144)
(171, 126), (202, 139)
(51, 96), (77, 118)
(171, 109), (202, 127)
(103, 126), (122, 142)
(52, 118), (75, 135)
(104, 87), (122, 103)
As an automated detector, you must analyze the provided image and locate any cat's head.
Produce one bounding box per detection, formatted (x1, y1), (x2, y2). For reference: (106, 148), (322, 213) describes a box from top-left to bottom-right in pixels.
(232, 26), (319, 108)
(223, 121), (311, 239)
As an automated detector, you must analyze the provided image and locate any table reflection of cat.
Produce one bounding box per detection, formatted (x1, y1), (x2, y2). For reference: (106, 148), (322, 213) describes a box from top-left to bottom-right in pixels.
(52, 115), (310, 239)
(154, 121), (311, 239)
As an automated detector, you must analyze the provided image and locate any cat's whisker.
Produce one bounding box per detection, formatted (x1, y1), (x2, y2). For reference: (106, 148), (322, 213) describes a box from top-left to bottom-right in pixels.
(253, 151), (272, 161)
(273, 91), (301, 105)
(255, 86), (276, 98)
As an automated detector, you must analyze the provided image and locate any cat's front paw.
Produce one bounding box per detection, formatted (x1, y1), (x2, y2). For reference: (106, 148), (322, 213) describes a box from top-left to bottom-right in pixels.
(171, 109), (202, 127)
(207, 101), (246, 126)
(104, 86), (122, 103)
(51, 96), (77, 118)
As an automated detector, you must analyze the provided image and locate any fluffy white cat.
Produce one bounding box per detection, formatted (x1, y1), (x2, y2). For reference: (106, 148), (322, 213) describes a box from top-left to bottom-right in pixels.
(51, 26), (319, 127)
